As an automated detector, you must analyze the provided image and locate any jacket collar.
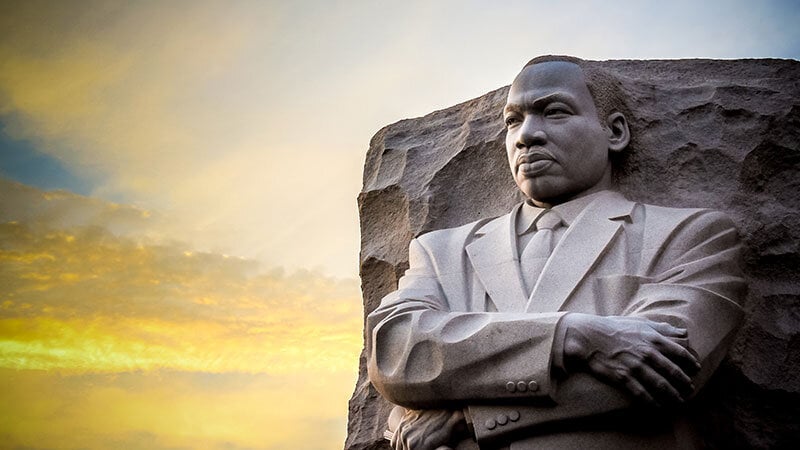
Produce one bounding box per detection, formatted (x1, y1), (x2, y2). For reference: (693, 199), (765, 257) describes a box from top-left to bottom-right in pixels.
(467, 190), (634, 313)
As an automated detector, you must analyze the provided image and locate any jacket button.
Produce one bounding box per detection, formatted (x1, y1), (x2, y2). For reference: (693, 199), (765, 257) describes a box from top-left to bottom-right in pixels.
(496, 414), (508, 426)
(505, 381), (517, 392)
(516, 381), (528, 392)
(485, 418), (496, 430)
(528, 380), (539, 392)
(509, 410), (520, 422)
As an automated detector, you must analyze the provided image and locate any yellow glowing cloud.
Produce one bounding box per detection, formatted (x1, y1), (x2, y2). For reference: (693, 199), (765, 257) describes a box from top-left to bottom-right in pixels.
(0, 209), (362, 375)
(0, 179), (362, 447)
(0, 369), (353, 449)
(0, 179), (361, 370)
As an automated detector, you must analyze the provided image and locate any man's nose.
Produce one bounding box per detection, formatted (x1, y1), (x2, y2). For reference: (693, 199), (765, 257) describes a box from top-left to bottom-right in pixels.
(516, 117), (547, 149)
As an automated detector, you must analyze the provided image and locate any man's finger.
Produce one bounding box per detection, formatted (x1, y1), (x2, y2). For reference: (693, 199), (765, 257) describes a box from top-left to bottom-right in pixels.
(391, 418), (404, 450)
(642, 346), (695, 392)
(648, 320), (688, 338)
(623, 373), (659, 406)
(589, 358), (658, 406)
(631, 357), (685, 404)
(655, 336), (701, 374)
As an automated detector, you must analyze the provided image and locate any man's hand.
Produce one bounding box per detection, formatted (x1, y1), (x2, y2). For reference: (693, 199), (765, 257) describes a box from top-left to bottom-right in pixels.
(561, 313), (700, 406)
(391, 408), (469, 450)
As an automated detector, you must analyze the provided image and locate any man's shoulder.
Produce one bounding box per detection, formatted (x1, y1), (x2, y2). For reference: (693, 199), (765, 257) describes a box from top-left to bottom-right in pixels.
(634, 200), (736, 229)
(628, 201), (739, 258)
(415, 211), (512, 247)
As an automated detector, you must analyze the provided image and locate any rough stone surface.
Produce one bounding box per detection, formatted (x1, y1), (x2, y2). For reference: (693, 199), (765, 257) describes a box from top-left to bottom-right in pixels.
(345, 59), (800, 450)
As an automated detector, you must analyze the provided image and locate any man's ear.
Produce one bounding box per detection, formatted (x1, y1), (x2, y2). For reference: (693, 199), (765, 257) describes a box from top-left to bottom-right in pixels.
(606, 112), (630, 153)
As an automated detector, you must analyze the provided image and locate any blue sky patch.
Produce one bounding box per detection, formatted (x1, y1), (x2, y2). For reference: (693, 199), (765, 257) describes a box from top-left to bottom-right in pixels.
(0, 123), (93, 196)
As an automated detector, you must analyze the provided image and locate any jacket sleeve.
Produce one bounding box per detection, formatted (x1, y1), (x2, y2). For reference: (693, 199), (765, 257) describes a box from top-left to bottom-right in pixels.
(367, 236), (567, 410)
(468, 209), (746, 446)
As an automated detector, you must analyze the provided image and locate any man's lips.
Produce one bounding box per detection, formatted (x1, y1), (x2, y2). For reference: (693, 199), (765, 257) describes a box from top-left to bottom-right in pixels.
(517, 151), (555, 176)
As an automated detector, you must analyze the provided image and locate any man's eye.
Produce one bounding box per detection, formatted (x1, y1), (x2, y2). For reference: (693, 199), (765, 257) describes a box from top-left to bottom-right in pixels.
(505, 116), (521, 127)
(544, 106), (571, 117)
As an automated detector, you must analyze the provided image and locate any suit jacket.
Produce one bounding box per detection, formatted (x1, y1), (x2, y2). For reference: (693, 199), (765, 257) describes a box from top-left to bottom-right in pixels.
(367, 191), (746, 449)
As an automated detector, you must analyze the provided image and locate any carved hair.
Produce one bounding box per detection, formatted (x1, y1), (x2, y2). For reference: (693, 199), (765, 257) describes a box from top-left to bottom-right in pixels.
(522, 55), (631, 128)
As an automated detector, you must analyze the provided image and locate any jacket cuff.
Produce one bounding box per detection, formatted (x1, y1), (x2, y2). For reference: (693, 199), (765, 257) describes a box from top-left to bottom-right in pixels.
(551, 312), (570, 375)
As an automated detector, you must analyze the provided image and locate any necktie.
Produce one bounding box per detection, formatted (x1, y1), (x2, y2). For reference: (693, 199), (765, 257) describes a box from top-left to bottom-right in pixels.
(520, 211), (563, 294)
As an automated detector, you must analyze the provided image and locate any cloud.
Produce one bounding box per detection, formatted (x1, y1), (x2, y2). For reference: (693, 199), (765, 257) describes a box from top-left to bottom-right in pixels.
(0, 178), (362, 447)
(0, 369), (352, 449)
(0, 178), (156, 235)
(0, 179), (362, 376)
(0, 0), (363, 277)
(0, 0), (257, 179)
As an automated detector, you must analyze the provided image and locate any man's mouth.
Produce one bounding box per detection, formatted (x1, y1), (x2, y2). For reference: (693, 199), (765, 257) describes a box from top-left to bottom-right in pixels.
(517, 151), (555, 176)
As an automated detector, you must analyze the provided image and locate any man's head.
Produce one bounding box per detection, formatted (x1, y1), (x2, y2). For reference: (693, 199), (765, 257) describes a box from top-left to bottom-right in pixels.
(504, 57), (630, 207)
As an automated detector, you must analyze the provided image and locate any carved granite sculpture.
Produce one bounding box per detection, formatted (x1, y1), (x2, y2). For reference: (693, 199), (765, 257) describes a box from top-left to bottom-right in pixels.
(364, 56), (745, 449)
(347, 57), (800, 449)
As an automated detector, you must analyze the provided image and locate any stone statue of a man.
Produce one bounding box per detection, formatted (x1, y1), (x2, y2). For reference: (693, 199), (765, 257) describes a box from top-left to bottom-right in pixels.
(367, 56), (746, 450)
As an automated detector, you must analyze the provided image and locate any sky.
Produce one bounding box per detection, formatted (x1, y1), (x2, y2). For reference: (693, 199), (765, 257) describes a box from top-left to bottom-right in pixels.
(0, 0), (798, 449)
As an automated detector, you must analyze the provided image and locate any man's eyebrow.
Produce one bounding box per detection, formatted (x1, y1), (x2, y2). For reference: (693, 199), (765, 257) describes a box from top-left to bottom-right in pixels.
(504, 92), (575, 114)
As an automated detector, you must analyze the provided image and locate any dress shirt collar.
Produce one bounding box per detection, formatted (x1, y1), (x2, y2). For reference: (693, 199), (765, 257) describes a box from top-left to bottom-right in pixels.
(516, 190), (613, 236)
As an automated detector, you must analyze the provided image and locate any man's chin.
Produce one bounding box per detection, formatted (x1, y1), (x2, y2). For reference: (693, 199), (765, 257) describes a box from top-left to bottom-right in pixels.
(520, 184), (570, 208)
(519, 178), (603, 207)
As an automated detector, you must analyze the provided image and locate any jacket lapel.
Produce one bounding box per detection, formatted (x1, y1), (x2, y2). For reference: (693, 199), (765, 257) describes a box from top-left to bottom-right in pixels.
(526, 192), (634, 313)
(466, 204), (528, 313)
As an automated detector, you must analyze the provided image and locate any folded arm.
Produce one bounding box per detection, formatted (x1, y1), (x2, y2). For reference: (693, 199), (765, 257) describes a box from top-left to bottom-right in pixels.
(367, 237), (566, 409)
(468, 209), (746, 445)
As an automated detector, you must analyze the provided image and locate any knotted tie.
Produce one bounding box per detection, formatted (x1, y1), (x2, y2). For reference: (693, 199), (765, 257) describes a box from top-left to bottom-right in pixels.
(520, 210), (563, 294)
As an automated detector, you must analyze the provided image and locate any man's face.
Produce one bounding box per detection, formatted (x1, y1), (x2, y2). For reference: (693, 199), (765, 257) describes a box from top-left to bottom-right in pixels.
(504, 61), (612, 206)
